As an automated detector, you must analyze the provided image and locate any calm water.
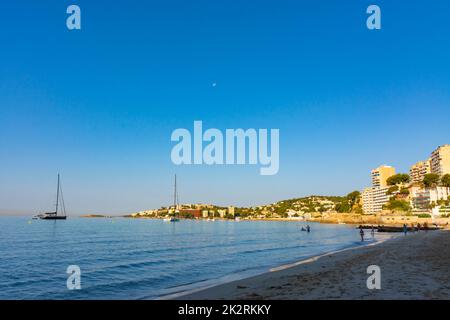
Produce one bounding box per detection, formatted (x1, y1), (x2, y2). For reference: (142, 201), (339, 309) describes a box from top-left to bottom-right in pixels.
(0, 217), (383, 299)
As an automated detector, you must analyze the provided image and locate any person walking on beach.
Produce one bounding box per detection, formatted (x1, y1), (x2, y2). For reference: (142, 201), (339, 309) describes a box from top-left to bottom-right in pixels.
(360, 227), (364, 242)
(403, 224), (408, 235)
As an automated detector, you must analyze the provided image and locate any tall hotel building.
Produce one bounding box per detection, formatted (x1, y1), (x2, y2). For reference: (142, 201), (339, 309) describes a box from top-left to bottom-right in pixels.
(430, 145), (450, 176)
(410, 159), (431, 184)
(371, 165), (396, 188)
(362, 165), (396, 214)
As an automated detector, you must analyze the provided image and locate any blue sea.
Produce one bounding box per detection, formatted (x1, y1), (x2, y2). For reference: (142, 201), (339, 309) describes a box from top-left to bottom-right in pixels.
(0, 217), (383, 299)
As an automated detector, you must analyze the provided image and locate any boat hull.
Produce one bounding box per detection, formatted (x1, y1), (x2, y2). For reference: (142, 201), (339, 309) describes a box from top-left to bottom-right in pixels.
(40, 216), (67, 220)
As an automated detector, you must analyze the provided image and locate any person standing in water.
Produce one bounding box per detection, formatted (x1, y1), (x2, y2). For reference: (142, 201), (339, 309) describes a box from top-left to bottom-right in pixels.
(371, 225), (375, 238)
(306, 225), (310, 233)
(359, 227), (364, 242)
(403, 224), (408, 235)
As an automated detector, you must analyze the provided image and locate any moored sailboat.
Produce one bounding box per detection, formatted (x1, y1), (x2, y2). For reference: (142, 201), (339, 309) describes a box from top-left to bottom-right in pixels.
(37, 174), (67, 220)
(164, 174), (180, 222)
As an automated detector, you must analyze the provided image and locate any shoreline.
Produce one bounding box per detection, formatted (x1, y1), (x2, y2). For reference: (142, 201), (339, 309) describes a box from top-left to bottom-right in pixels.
(124, 215), (450, 228)
(176, 230), (450, 300)
(160, 232), (395, 300)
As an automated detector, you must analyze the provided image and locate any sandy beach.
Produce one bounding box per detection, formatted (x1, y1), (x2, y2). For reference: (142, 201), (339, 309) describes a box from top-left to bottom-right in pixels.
(179, 230), (450, 300)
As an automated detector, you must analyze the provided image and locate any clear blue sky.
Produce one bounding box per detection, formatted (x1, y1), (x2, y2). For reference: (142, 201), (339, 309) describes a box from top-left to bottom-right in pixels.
(1, 0), (449, 215)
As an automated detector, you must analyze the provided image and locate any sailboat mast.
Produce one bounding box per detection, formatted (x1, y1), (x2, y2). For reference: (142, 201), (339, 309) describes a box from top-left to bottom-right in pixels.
(174, 174), (177, 209)
(55, 174), (60, 215)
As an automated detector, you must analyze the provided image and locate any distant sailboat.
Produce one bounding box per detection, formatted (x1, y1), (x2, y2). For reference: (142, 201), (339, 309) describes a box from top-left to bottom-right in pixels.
(169, 174), (179, 222)
(37, 174), (67, 220)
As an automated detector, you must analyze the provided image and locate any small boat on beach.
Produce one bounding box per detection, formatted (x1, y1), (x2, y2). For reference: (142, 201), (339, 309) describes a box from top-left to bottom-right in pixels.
(377, 226), (440, 232)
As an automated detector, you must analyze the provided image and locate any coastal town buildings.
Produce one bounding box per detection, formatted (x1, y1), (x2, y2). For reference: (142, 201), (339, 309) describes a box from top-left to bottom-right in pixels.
(179, 208), (202, 218)
(410, 159), (432, 184)
(363, 145), (450, 214)
(405, 145), (450, 213)
(132, 145), (450, 218)
(430, 144), (450, 176)
(217, 209), (227, 218)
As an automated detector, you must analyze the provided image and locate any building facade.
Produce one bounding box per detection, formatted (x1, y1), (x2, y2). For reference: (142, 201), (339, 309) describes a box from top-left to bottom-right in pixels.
(430, 144), (450, 176)
(371, 165), (396, 188)
(362, 187), (375, 214)
(410, 159), (431, 184)
(412, 187), (450, 211)
(362, 187), (391, 214)
(362, 165), (396, 214)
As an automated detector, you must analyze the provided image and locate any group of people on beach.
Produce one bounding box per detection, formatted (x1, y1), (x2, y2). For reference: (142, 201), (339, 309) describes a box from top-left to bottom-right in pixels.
(402, 222), (430, 235)
(359, 222), (433, 241)
(359, 226), (375, 242)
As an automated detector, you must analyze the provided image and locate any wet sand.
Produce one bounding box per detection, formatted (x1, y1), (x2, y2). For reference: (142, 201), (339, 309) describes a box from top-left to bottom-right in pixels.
(179, 231), (450, 300)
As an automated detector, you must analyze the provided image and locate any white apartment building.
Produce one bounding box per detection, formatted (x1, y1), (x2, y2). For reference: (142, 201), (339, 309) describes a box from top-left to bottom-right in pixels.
(217, 209), (227, 218)
(362, 187), (375, 214)
(412, 187), (450, 210)
(362, 186), (391, 214)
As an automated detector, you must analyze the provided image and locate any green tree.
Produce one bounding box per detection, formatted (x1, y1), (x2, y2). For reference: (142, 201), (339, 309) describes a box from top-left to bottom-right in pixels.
(346, 191), (361, 204)
(383, 199), (411, 212)
(423, 173), (440, 188)
(386, 174), (411, 186)
(399, 187), (410, 195)
(441, 174), (450, 188)
(386, 185), (399, 195)
(335, 202), (351, 213)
